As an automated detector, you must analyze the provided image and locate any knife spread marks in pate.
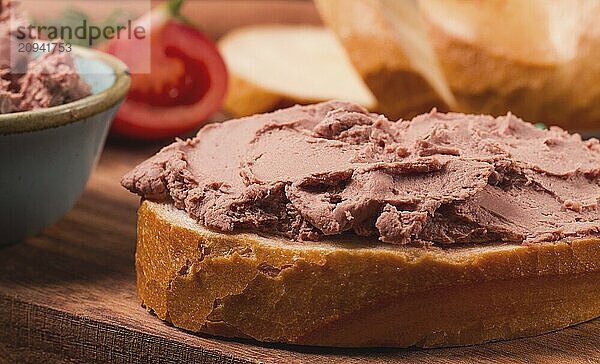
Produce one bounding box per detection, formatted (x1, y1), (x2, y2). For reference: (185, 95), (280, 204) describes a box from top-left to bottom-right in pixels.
(122, 101), (600, 245)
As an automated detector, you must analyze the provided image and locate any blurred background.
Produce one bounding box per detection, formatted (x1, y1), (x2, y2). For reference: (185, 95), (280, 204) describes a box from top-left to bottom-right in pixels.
(21, 0), (321, 40)
(17, 0), (600, 138)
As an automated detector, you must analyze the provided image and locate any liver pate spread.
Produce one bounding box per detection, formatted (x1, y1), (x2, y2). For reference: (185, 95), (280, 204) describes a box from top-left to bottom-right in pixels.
(122, 101), (600, 245)
(0, 0), (90, 114)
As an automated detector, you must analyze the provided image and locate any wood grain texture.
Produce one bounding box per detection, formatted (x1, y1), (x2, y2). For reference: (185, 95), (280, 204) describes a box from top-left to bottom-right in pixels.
(0, 140), (600, 363)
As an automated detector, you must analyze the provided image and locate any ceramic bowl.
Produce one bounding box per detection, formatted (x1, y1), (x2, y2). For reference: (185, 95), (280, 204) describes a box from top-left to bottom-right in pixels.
(0, 46), (130, 245)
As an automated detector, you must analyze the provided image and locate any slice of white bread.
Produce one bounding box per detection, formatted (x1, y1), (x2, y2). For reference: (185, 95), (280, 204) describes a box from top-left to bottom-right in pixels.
(136, 200), (600, 348)
(317, 0), (600, 130)
(217, 25), (377, 117)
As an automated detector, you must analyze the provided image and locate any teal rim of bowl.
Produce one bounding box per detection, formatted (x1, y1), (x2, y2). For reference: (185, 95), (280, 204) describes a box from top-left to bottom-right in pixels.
(0, 46), (131, 135)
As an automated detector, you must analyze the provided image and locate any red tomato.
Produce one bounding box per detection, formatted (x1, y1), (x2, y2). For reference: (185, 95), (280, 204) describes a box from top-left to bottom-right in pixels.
(101, 2), (228, 140)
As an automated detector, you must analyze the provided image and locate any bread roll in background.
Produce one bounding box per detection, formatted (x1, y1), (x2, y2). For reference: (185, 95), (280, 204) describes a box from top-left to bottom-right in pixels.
(420, 0), (600, 131)
(317, 0), (600, 131)
(219, 0), (600, 132)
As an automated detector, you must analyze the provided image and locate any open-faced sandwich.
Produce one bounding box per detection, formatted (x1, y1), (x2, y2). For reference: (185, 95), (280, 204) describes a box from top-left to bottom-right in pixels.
(122, 101), (600, 347)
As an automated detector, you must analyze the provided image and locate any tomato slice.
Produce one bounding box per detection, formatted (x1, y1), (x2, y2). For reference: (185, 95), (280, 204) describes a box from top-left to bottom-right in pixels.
(106, 20), (228, 140)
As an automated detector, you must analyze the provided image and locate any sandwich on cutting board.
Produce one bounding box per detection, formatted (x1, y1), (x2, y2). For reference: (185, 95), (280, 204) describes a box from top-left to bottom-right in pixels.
(123, 99), (600, 347)
(220, 0), (600, 132)
(121, 0), (600, 348)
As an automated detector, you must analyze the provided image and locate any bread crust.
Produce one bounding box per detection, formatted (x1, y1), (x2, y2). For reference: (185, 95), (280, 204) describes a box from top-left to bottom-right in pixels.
(136, 201), (600, 348)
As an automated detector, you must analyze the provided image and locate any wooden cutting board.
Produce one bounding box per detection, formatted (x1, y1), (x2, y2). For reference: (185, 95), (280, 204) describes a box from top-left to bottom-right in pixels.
(0, 139), (599, 364)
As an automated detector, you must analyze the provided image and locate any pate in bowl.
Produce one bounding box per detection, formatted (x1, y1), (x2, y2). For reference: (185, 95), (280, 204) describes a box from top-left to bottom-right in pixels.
(0, 46), (130, 244)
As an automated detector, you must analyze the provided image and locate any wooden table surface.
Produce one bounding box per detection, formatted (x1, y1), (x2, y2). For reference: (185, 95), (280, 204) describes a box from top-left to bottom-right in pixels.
(3, 0), (599, 362)
(0, 139), (599, 364)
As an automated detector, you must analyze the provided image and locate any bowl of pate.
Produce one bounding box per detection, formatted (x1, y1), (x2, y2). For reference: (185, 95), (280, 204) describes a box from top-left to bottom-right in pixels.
(0, 0), (130, 244)
(0, 45), (130, 244)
